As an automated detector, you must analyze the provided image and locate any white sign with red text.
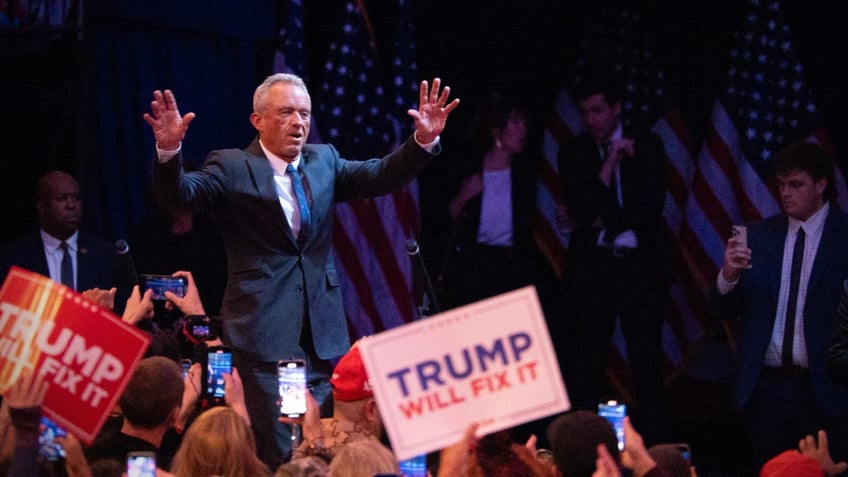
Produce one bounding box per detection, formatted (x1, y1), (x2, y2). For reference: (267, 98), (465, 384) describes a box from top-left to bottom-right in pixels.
(358, 286), (570, 461)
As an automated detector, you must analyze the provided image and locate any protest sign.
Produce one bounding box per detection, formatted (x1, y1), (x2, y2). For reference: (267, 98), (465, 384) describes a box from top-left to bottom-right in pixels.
(0, 266), (150, 444)
(358, 286), (569, 460)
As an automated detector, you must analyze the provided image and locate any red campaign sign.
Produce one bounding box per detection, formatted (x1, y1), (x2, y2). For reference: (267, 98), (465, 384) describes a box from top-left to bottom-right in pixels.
(0, 267), (150, 444)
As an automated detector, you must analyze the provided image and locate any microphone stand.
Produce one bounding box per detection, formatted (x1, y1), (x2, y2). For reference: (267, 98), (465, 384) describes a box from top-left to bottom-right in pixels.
(406, 238), (441, 317)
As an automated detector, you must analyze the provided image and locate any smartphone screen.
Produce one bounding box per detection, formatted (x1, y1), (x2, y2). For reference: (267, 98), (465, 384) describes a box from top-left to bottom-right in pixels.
(38, 416), (67, 461)
(126, 451), (156, 477)
(598, 400), (626, 451)
(278, 359), (307, 417)
(141, 274), (187, 301)
(206, 348), (232, 402)
(398, 453), (427, 477)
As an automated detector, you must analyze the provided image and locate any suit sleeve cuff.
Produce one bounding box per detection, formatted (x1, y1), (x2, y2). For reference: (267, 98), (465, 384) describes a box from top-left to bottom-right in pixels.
(716, 270), (738, 295)
(156, 142), (182, 163)
(413, 132), (440, 153)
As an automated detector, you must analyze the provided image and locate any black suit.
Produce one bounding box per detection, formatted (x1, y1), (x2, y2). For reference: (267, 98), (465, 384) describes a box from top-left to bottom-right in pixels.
(153, 135), (435, 466)
(556, 130), (671, 442)
(0, 230), (134, 315)
(714, 210), (848, 466)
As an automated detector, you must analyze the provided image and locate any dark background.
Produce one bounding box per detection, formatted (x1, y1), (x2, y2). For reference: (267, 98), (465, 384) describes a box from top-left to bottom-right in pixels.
(2, 1), (848, 474)
(3, 1), (847, 240)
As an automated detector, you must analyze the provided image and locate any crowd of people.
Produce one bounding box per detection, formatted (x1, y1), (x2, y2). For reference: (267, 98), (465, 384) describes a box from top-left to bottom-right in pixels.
(1, 67), (848, 477)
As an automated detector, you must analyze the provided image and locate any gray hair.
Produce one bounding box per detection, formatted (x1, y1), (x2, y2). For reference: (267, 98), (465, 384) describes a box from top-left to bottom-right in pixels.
(253, 73), (310, 114)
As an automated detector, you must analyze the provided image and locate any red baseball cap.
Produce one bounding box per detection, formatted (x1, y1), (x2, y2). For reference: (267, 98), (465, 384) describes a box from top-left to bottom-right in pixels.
(330, 346), (373, 402)
(760, 450), (824, 477)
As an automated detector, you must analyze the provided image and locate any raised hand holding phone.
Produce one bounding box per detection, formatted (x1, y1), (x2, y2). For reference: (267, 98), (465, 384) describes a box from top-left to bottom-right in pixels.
(278, 359), (307, 418)
(203, 346), (232, 407)
(598, 400), (626, 451)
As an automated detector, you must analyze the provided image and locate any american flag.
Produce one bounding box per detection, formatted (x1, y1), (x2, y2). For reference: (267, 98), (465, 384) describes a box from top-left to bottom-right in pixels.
(685, 0), (848, 291)
(273, 0), (305, 78)
(538, 5), (707, 394)
(279, 0), (423, 338)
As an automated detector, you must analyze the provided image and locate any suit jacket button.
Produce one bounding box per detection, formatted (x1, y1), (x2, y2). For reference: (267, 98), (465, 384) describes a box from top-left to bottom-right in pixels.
(296, 285), (303, 292)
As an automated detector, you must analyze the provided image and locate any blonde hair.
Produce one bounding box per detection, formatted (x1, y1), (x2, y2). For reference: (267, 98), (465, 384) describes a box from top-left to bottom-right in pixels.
(170, 407), (270, 477)
(327, 438), (398, 477)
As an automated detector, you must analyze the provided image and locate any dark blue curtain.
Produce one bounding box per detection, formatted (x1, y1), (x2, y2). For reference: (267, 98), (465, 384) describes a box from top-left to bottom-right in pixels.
(83, 0), (275, 240)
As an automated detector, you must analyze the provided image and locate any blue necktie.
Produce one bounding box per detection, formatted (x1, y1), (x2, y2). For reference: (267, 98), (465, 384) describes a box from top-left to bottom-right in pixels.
(60, 241), (74, 289)
(286, 164), (311, 241)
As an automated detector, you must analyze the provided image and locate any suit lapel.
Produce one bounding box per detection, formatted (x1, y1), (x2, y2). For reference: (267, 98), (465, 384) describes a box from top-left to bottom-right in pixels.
(807, 210), (843, 297)
(29, 233), (50, 276)
(244, 139), (299, 249)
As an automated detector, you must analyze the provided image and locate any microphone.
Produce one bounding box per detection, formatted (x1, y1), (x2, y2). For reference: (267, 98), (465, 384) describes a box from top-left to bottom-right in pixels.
(115, 239), (139, 286)
(406, 238), (441, 317)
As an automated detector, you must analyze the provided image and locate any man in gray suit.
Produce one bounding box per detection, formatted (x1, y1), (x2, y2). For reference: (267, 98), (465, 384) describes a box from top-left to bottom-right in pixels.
(143, 73), (459, 467)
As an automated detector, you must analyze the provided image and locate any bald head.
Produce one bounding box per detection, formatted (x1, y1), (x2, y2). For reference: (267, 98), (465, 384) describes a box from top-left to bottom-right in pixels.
(36, 171), (81, 240)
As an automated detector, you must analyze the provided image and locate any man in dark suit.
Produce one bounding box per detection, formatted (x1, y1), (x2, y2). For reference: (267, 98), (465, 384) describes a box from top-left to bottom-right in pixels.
(143, 73), (459, 467)
(0, 170), (135, 314)
(714, 142), (848, 468)
(555, 78), (671, 444)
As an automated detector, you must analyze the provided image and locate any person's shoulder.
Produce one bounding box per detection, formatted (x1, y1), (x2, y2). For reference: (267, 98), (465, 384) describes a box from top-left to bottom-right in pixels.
(0, 230), (43, 264)
(562, 133), (594, 148)
(558, 133), (595, 159)
(77, 231), (117, 255)
(303, 143), (335, 157)
(749, 213), (785, 233)
(826, 207), (848, 225)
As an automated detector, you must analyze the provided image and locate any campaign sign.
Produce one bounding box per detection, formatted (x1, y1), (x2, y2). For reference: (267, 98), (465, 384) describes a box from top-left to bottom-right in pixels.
(358, 286), (570, 461)
(0, 267), (150, 444)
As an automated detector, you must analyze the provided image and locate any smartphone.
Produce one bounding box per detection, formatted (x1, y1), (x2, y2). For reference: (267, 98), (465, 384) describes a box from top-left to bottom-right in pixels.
(731, 225), (747, 248)
(126, 451), (156, 477)
(204, 346), (232, 405)
(277, 359), (307, 418)
(140, 274), (187, 301)
(398, 453), (428, 477)
(38, 416), (67, 461)
(598, 400), (626, 451)
(181, 359), (192, 380)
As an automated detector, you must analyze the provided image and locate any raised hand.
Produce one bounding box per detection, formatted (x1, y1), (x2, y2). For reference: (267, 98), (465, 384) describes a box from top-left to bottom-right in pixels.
(121, 285), (154, 326)
(408, 78), (460, 144)
(143, 89), (196, 151)
(721, 236), (752, 282)
(799, 430), (848, 477)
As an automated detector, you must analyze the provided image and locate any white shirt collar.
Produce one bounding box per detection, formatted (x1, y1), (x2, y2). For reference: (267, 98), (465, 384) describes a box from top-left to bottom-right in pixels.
(258, 139), (301, 173)
(788, 201), (829, 236)
(41, 229), (79, 253)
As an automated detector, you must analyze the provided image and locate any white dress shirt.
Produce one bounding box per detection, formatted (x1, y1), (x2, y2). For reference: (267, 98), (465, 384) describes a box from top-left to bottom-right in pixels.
(41, 229), (79, 289)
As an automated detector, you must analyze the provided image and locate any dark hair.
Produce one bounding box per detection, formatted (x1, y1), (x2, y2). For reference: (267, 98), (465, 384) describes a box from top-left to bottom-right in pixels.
(470, 430), (550, 476)
(573, 74), (623, 108)
(470, 91), (529, 155)
(647, 444), (690, 477)
(119, 356), (184, 429)
(774, 142), (836, 202)
(547, 411), (620, 477)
